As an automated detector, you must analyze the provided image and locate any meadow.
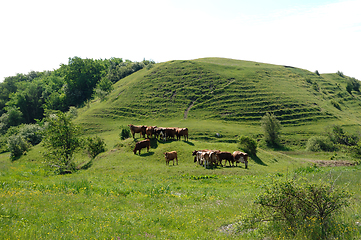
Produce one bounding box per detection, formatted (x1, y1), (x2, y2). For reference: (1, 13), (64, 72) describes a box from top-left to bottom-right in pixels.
(1, 58), (361, 239)
(1, 129), (361, 239)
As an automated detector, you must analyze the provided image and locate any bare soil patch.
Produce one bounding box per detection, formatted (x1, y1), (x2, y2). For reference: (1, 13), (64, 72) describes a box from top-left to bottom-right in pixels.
(311, 160), (356, 167)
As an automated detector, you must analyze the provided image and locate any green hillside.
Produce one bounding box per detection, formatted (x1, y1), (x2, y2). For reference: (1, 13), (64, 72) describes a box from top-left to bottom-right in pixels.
(76, 57), (361, 144)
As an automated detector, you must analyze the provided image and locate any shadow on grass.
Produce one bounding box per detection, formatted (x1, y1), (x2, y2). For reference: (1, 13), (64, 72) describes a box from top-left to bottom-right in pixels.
(183, 140), (194, 146)
(139, 152), (154, 157)
(250, 154), (268, 166)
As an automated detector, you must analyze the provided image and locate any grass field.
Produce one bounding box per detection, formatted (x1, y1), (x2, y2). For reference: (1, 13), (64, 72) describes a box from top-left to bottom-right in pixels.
(1, 132), (361, 239)
(1, 58), (361, 239)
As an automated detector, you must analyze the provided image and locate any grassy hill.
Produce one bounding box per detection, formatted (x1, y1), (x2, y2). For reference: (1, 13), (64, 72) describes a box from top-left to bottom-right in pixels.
(76, 57), (361, 146)
(2, 58), (361, 239)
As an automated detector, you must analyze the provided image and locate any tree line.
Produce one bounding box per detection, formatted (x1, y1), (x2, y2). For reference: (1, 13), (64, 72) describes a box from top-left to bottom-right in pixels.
(0, 57), (154, 153)
(0, 57), (154, 133)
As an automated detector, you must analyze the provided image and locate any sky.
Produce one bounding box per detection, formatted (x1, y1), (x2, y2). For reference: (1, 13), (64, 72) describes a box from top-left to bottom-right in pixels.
(1, 0), (361, 82)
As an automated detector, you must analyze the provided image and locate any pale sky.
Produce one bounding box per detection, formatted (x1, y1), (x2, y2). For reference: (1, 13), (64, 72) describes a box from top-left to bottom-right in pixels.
(1, 0), (360, 82)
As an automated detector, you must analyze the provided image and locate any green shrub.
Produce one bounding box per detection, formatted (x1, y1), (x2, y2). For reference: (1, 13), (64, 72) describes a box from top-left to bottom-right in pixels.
(7, 134), (30, 160)
(337, 71), (344, 78)
(67, 106), (78, 119)
(119, 126), (131, 140)
(19, 124), (43, 146)
(238, 135), (257, 155)
(255, 178), (352, 239)
(306, 136), (335, 152)
(85, 136), (106, 159)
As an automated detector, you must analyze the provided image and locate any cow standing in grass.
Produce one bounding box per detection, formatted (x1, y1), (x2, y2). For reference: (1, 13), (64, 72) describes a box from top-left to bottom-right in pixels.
(176, 128), (188, 141)
(128, 124), (147, 138)
(164, 151), (178, 165)
(133, 139), (150, 155)
(216, 151), (234, 167)
(233, 151), (248, 169)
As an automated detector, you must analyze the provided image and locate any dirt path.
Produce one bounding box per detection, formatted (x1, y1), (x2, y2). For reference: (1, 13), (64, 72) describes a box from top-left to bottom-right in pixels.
(184, 100), (195, 119)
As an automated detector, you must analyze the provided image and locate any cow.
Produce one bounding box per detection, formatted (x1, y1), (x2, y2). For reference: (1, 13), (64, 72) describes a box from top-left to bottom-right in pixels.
(201, 151), (211, 168)
(146, 126), (157, 138)
(193, 150), (208, 165)
(128, 124), (147, 138)
(216, 151), (234, 167)
(209, 150), (221, 166)
(165, 127), (177, 140)
(233, 151), (249, 169)
(154, 127), (166, 141)
(176, 128), (188, 141)
(164, 151), (178, 165)
(133, 139), (150, 155)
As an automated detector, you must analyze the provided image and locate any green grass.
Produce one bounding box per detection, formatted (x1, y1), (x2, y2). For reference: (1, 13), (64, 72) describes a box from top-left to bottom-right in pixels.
(2, 58), (361, 239)
(1, 139), (360, 239)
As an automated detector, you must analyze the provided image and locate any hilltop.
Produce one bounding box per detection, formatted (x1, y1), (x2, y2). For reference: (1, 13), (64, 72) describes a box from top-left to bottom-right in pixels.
(76, 57), (361, 144)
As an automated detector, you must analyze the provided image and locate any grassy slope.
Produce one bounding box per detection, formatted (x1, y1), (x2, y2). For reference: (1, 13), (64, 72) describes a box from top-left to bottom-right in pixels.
(2, 58), (361, 239)
(77, 57), (361, 146)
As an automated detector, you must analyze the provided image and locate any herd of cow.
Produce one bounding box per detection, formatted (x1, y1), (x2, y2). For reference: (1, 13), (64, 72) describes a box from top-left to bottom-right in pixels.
(129, 124), (248, 169)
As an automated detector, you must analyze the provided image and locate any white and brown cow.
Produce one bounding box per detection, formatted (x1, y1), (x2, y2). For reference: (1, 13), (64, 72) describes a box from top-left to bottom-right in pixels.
(232, 151), (249, 169)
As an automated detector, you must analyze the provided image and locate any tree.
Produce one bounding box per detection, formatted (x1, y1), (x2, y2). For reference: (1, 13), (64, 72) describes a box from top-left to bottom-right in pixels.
(261, 112), (282, 146)
(42, 111), (81, 174)
(62, 57), (106, 106)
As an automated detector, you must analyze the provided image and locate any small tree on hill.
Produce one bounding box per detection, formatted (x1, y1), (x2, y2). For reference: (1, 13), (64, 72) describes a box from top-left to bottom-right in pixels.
(261, 112), (282, 147)
(42, 111), (81, 174)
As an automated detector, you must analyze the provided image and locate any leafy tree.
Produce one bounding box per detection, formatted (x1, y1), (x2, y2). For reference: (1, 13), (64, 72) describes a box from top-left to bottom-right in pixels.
(261, 112), (282, 146)
(238, 135), (257, 155)
(62, 57), (106, 106)
(42, 111), (81, 174)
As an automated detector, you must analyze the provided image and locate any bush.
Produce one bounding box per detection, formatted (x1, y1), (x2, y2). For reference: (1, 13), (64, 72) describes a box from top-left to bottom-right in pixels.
(306, 136), (335, 152)
(255, 178), (352, 239)
(238, 136), (257, 155)
(326, 125), (358, 146)
(67, 106), (78, 119)
(337, 71), (344, 78)
(261, 112), (281, 147)
(19, 124), (43, 146)
(120, 126), (131, 140)
(7, 134), (30, 160)
(85, 136), (106, 159)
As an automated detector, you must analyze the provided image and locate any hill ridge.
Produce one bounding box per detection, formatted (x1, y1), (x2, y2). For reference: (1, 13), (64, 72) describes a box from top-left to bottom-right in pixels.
(77, 58), (361, 129)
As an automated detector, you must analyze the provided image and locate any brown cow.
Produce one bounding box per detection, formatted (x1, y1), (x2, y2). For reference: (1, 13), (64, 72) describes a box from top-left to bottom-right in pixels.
(165, 128), (177, 140)
(128, 124), (147, 138)
(146, 126), (157, 138)
(233, 151), (249, 169)
(216, 151), (234, 167)
(164, 151), (178, 165)
(176, 128), (188, 141)
(133, 139), (150, 155)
